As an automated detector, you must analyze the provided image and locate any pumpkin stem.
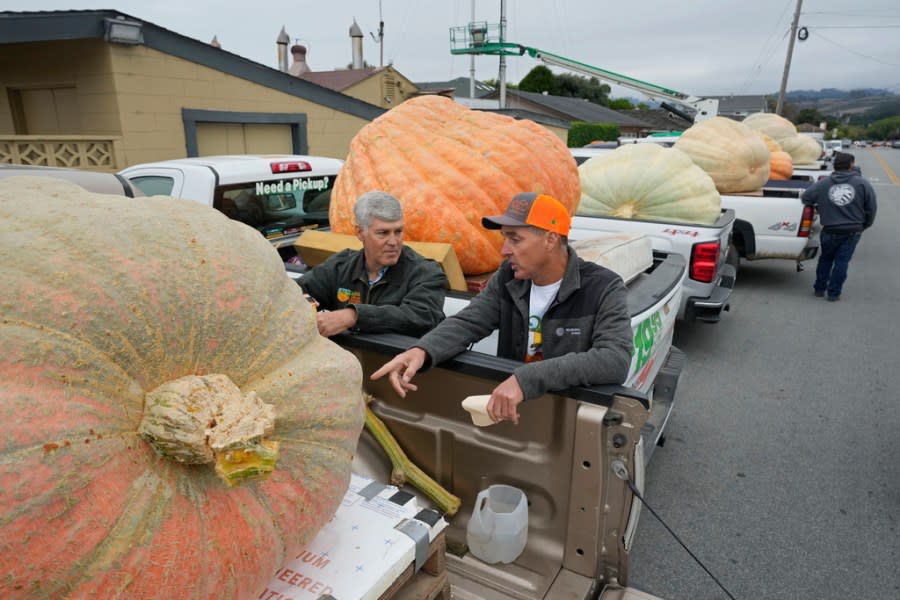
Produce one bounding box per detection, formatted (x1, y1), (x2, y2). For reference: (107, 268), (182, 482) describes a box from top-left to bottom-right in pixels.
(364, 396), (461, 516)
(139, 374), (279, 487)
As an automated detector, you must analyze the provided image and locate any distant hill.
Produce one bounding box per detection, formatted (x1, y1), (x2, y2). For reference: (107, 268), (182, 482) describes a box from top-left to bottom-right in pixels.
(776, 88), (898, 117)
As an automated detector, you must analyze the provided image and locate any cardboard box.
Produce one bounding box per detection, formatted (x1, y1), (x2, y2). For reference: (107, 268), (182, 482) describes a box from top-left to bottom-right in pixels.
(294, 230), (468, 292)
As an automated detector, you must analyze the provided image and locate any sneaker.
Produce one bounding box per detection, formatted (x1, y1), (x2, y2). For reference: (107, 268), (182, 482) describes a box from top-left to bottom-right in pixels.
(826, 295), (840, 302)
(814, 290), (825, 298)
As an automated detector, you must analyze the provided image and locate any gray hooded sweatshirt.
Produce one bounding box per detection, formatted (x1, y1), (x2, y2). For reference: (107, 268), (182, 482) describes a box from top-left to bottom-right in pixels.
(801, 168), (877, 232)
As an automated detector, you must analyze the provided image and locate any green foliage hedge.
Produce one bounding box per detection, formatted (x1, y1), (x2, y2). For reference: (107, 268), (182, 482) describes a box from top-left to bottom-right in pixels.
(568, 122), (620, 147)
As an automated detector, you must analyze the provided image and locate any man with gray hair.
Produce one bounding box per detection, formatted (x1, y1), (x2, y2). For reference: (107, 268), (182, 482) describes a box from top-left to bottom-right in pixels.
(298, 191), (448, 337)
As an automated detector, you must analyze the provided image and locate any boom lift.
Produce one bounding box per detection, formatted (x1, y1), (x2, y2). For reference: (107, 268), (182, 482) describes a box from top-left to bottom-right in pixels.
(449, 24), (718, 123)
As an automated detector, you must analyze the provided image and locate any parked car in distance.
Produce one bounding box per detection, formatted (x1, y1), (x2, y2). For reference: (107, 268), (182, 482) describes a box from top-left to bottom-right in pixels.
(0, 164), (143, 197)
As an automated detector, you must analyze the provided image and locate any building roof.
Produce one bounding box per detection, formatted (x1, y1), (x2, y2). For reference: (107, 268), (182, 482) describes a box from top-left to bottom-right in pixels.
(416, 77), (496, 99)
(797, 123), (826, 133)
(473, 108), (571, 130)
(482, 89), (650, 127)
(299, 67), (385, 92)
(616, 108), (692, 131)
(704, 94), (770, 114)
(0, 10), (385, 122)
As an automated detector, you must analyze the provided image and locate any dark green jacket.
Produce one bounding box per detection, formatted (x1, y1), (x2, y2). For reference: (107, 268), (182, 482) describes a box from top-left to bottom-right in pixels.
(414, 247), (633, 400)
(298, 246), (448, 336)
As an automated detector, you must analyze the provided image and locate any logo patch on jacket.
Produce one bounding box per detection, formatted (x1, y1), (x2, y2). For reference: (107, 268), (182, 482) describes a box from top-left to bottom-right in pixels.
(829, 184), (855, 206)
(337, 287), (361, 304)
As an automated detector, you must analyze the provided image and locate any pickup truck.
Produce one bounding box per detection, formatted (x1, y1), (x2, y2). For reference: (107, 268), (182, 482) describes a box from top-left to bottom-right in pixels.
(571, 148), (735, 323)
(722, 179), (818, 268)
(326, 242), (688, 600)
(119, 154), (343, 261)
(572, 147), (819, 274)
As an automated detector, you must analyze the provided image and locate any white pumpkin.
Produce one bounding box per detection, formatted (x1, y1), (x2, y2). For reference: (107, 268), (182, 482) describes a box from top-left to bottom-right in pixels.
(742, 112), (798, 143)
(577, 143), (721, 225)
(673, 117), (771, 193)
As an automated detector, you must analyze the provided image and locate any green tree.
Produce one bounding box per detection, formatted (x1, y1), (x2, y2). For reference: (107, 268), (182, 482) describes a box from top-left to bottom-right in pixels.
(608, 98), (636, 110)
(517, 66), (610, 105)
(482, 79), (516, 91)
(795, 108), (825, 126)
(555, 73), (610, 105)
(517, 66), (559, 95)
(865, 116), (900, 140)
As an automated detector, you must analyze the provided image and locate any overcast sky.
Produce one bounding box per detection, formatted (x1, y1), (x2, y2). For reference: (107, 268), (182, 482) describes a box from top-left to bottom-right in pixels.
(7, 1), (900, 99)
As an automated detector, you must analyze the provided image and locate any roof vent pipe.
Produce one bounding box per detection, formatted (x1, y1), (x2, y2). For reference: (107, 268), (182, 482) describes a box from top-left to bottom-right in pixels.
(288, 44), (311, 76)
(350, 19), (364, 69)
(277, 26), (290, 72)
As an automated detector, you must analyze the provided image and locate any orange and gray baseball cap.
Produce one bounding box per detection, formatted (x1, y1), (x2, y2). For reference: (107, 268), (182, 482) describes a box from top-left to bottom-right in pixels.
(482, 192), (571, 236)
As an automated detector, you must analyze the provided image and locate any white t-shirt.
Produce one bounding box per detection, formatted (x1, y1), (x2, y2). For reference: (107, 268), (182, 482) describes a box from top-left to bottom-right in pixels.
(526, 279), (562, 362)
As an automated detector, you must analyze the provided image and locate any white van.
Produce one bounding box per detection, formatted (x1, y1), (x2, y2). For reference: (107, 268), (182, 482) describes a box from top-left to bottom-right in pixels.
(823, 140), (842, 159)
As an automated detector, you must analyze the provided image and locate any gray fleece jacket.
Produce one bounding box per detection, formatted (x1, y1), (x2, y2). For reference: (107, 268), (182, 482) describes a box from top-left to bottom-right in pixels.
(414, 247), (633, 400)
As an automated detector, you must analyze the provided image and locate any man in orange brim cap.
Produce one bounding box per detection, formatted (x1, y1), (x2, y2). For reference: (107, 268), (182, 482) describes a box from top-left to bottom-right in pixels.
(373, 191), (634, 426)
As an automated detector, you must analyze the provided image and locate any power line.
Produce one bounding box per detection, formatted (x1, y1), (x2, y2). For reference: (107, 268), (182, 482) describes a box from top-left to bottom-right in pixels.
(808, 25), (900, 29)
(814, 31), (900, 67)
(739, 0), (794, 93)
(803, 11), (900, 18)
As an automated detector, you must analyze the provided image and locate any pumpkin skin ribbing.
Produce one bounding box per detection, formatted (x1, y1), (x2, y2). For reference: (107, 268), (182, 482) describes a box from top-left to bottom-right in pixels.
(742, 112), (798, 144)
(330, 95), (580, 275)
(577, 143), (722, 225)
(0, 177), (364, 599)
(673, 117), (771, 193)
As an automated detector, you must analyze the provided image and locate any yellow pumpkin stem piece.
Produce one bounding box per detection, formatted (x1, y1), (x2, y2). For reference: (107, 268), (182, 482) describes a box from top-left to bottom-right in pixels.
(139, 374), (279, 487)
(364, 397), (461, 516)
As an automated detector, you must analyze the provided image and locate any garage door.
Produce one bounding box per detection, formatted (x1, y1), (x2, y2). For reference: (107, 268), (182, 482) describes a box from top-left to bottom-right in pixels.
(196, 123), (293, 155)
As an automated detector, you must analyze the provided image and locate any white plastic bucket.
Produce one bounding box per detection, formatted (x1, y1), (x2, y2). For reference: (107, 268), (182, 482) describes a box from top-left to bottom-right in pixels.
(466, 484), (528, 564)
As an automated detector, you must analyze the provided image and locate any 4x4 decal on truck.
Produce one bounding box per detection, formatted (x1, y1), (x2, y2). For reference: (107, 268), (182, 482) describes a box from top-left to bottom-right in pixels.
(662, 228), (700, 237)
(768, 221), (798, 231)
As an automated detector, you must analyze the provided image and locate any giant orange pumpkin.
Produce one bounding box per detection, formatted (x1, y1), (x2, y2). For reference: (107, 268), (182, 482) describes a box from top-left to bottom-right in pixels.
(769, 150), (794, 180)
(0, 177), (364, 598)
(330, 96), (580, 274)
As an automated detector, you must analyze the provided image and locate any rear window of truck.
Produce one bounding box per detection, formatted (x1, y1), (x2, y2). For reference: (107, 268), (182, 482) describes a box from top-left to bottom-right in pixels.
(213, 175), (335, 240)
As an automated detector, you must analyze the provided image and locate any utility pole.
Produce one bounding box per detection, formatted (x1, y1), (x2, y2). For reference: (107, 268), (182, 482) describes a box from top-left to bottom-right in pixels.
(469, 0), (476, 99)
(499, 0), (507, 109)
(370, 0), (385, 67)
(776, 0), (803, 115)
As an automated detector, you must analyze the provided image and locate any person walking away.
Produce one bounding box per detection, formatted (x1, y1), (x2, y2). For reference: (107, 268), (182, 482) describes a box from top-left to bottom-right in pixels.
(801, 152), (876, 301)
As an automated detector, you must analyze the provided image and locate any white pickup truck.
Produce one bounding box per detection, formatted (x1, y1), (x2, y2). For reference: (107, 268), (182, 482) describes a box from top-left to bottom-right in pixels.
(572, 147), (819, 277)
(571, 149), (736, 323)
(723, 179), (818, 269)
(119, 154), (343, 261)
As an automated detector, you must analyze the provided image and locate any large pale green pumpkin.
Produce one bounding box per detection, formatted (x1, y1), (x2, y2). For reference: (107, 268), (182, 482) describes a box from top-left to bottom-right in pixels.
(742, 112), (798, 143)
(0, 177), (364, 599)
(780, 135), (824, 165)
(577, 143), (721, 225)
(673, 117), (770, 193)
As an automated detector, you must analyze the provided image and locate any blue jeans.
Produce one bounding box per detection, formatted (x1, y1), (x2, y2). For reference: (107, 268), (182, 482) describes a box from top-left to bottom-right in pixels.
(814, 230), (862, 297)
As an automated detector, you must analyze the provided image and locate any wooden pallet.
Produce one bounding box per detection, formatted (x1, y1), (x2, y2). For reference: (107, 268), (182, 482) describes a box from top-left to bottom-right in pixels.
(380, 532), (450, 600)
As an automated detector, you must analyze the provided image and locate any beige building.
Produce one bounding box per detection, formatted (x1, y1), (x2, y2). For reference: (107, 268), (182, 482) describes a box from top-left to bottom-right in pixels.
(0, 10), (385, 171)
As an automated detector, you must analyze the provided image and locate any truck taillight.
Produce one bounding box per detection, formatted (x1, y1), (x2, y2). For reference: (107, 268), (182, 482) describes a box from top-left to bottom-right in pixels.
(271, 161), (311, 174)
(798, 205), (814, 238)
(690, 241), (719, 283)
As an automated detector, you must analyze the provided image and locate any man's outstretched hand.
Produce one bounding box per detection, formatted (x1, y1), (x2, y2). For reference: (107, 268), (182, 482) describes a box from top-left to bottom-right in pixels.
(371, 347), (428, 397)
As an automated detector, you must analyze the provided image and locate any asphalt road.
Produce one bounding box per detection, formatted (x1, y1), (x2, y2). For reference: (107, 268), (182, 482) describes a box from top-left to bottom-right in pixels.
(628, 148), (900, 600)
